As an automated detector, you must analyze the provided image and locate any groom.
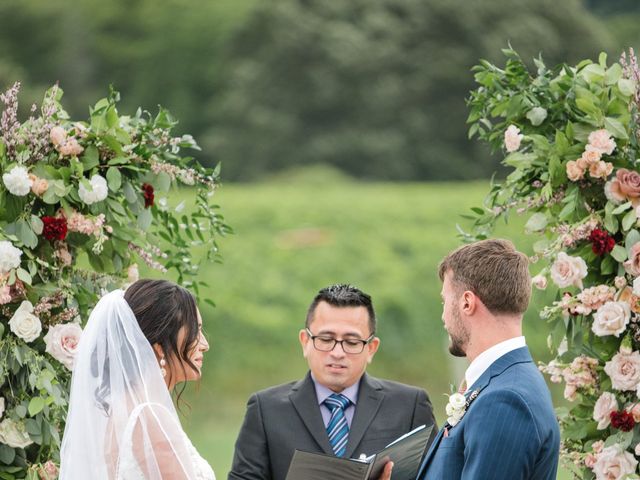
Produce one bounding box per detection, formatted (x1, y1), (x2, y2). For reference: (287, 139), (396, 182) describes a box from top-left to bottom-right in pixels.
(416, 239), (560, 479)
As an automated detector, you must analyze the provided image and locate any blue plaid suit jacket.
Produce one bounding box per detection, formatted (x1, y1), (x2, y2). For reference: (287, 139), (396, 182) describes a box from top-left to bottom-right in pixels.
(416, 347), (560, 480)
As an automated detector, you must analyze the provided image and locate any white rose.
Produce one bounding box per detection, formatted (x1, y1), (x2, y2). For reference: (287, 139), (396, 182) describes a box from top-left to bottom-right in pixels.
(531, 274), (547, 290)
(526, 107), (547, 126)
(593, 392), (618, 429)
(592, 446), (637, 480)
(8, 301), (42, 343)
(44, 323), (83, 370)
(448, 393), (466, 410)
(592, 301), (631, 337)
(0, 241), (22, 275)
(0, 418), (33, 449)
(0, 398), (5, 420)
(78, 174), (108, 205)
(504, 125), (523, 153)
(550, 252), (588, 289)
(633, 277), (640, 297)
(604, 350), (640, 391)
(2, 166), (33, 196)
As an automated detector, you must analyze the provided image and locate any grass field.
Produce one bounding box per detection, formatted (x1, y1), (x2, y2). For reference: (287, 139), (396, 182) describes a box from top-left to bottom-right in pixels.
(168, 177), (572, 479)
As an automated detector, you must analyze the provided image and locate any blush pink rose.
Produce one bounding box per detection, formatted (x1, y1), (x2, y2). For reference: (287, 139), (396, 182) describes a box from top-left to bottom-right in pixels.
(592, 446), (637, 480)
(504, 125), (523, 152)
(0, 285), (10, 305)
(43, 323), (83, 370)
(58, 137), (84, 157)
(593, 392), (618, 429)
(609, 169), (640, 206)
(550, 252), (588, 289)
(38, 460), (58, 480)
(624, 243), (640, 276)
(592, 301), (631, 337)
(588, 129), (616, 156)
(604, 350), (640, 392)
(531, 274), (547, 290)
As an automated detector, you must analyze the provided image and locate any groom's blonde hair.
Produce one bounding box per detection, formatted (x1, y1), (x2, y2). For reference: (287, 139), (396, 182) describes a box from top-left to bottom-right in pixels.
(438, 238), (531, 315)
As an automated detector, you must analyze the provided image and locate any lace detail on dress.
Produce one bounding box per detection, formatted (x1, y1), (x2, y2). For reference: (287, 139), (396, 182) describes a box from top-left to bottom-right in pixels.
(117, 403), (215, 480)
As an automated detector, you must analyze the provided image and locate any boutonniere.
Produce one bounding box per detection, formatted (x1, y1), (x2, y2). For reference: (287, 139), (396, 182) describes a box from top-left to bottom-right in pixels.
(445, 390), (480, 427)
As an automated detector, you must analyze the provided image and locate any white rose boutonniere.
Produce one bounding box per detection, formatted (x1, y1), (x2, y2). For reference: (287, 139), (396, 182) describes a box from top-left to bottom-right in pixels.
(445, 393), (466, 426)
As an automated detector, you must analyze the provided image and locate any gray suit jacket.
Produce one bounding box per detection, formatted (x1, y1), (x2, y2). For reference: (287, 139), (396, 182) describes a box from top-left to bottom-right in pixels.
(228, 372), (437, 480)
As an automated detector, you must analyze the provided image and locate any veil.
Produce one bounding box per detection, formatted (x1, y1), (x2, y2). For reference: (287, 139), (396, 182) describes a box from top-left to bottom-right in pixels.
(59, 290), (197, 479)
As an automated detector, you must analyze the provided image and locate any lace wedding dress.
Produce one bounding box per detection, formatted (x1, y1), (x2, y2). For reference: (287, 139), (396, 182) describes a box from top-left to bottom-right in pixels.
(117, 403), (216, 480)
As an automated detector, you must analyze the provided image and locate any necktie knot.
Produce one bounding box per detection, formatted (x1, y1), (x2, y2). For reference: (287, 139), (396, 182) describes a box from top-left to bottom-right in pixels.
(325, 393), (350, 412)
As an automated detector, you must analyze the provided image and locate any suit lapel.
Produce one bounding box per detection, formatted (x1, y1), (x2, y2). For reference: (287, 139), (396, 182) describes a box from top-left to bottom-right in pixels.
(345, 374), (384, 458)
(415, 427), (445, 479)
(289, 373), (334, 454)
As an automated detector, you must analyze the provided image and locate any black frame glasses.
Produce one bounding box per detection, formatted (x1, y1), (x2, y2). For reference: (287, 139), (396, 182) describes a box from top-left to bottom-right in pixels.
(305, 328), (375, 354)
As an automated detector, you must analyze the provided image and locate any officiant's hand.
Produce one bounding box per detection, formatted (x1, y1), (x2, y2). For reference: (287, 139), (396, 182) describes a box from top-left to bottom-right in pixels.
(377, 461), (393, 480)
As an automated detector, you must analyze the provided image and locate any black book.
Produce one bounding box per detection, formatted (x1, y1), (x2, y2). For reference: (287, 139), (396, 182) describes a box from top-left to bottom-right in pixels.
(284, 424), (433, 480)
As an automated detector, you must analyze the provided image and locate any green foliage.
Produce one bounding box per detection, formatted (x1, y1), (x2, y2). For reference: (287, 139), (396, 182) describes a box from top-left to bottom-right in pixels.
(206, 0), (613, 180)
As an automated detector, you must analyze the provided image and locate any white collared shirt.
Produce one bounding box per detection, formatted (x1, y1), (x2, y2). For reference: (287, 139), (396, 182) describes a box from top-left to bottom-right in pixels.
(465, 336), (526, 390)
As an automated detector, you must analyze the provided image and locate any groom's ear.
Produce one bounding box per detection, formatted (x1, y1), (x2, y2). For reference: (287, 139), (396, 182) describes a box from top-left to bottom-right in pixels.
(461, 291), (477, 315)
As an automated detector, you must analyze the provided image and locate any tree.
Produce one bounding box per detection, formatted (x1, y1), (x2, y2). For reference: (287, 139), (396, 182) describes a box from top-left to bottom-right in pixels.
(205, 0), (614, 180)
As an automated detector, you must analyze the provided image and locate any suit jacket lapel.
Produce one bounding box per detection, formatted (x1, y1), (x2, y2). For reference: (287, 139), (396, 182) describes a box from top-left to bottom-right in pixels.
(289, 373), (334, 454)
(415, 427), (445, 479)
(345, 373), (384, 458)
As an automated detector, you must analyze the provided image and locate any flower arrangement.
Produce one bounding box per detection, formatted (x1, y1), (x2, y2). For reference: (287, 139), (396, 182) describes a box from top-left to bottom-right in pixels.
(0, 83), (229, 477)
(466, 46), (640, 479)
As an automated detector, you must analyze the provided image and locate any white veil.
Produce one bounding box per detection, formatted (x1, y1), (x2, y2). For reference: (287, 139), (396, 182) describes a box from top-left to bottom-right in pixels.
(59, 289), (197, 479)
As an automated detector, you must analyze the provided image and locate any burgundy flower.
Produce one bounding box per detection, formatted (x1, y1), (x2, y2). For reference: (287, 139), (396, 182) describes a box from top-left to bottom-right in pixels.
(589, 228), (615, 256)
(610, 410), (635, 432)
(42, 216), (68, 242)
(142, 183), (154, 209)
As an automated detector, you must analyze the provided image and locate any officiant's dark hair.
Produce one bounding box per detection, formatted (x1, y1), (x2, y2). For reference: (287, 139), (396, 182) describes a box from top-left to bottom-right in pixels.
(124, 279), (200, 403)
(438, 238), (531, 315)
(306, 284), (376, 334)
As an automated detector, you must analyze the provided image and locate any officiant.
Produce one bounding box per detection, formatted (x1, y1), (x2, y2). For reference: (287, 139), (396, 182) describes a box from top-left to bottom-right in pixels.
(228, 284), (437, 480)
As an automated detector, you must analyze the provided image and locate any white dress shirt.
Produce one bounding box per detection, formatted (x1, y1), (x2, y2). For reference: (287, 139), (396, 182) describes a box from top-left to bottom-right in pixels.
(465, 336), (526, 390)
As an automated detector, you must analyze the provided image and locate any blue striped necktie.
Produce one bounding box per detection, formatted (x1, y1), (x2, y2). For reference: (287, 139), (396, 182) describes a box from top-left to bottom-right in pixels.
(324, 393), (351, 457)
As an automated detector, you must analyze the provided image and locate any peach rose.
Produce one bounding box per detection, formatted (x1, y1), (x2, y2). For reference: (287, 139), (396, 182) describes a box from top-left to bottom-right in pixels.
(589, 161), (613, 179)
(504, 125), (523, 152)
(592, 301), (631, 337)
(624, 243), (640, 276)
(605, 350), (640, 391)
(588, 129), (616, 155)
(566, 160), (585, 182)
(29, 175), (49, 197)
(592, 446), (637, 480)
(628, 403), (640, 422)
(550, 252), (588, 289)
(593, 392), (618, 429)
(58, 137), (84, 157)
(609, 169), (640, 205)
(49, 126), (67, 146)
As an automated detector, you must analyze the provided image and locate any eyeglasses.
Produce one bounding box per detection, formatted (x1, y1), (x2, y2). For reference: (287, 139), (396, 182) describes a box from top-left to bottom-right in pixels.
(305, 328), (375, 354)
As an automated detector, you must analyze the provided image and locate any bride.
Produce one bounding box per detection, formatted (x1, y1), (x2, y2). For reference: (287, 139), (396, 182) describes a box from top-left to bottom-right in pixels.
(59, 279), (215, 479)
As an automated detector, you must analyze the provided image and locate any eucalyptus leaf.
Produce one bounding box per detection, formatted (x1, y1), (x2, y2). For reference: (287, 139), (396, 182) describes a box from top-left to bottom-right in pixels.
(525, 213), (548, 233)
(106, 167), (122, 192)
(622, 209), (637, 231)
(611, 245), (628, 262)
(137, 208), (153, 231)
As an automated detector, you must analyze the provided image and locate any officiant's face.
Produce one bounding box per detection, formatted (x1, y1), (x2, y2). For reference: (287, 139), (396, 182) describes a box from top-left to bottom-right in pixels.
(441, 272), (469, 357)
(300, 301), (380, 393)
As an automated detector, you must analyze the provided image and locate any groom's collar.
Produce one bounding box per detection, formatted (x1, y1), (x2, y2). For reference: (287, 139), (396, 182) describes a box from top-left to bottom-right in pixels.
(466, 342), (531, 391)
(465, 336), (526, 388)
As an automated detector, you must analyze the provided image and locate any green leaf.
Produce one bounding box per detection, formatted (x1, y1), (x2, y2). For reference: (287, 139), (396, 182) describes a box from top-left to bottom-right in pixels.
(611, 245), (628, 262)
(106, 167), (122, 192)
(618, 78), (637, 97)
(28, 397), (45, 417)
(605, 63), (622, 85)
(16, 268), (31, 285)
(0, 445), (15, 465)
(525, 213), (548, 233)
(81, 145), (100, 171)
(16, 220), (38, 249)
(612, 202), (632, 215)
(137, 209), (153, 231)
(580, 63), (605, 83)
(601, 255), (615, 275)
(123, 181), (138, 204)
(627, 229), (640, 250)
(622, 209), (637, 231)
(156, 172), (172, 192)
(604, 117), (629, 140)
(29, 216), (43, 235)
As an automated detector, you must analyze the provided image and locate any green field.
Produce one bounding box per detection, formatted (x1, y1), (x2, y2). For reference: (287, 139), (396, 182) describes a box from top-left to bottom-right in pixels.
(170, 177), (571, 479)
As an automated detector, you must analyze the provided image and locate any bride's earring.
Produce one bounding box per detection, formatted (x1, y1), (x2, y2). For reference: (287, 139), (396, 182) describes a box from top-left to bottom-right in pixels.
(159, 356), (167, 377)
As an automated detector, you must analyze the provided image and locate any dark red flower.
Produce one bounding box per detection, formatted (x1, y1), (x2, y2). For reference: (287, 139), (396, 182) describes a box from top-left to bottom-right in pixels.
(589, 228), (616, 256)
(42, 216), (67, 242)
(142, 183), (154, 209)
(610, 410), (635, 432)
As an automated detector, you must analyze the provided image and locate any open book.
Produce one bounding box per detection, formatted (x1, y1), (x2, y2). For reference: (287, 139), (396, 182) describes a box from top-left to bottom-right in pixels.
(284, 424), (433, 480)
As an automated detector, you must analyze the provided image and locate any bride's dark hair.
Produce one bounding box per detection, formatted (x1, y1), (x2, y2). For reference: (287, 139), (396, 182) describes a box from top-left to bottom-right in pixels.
(124, 279), (200, 403)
